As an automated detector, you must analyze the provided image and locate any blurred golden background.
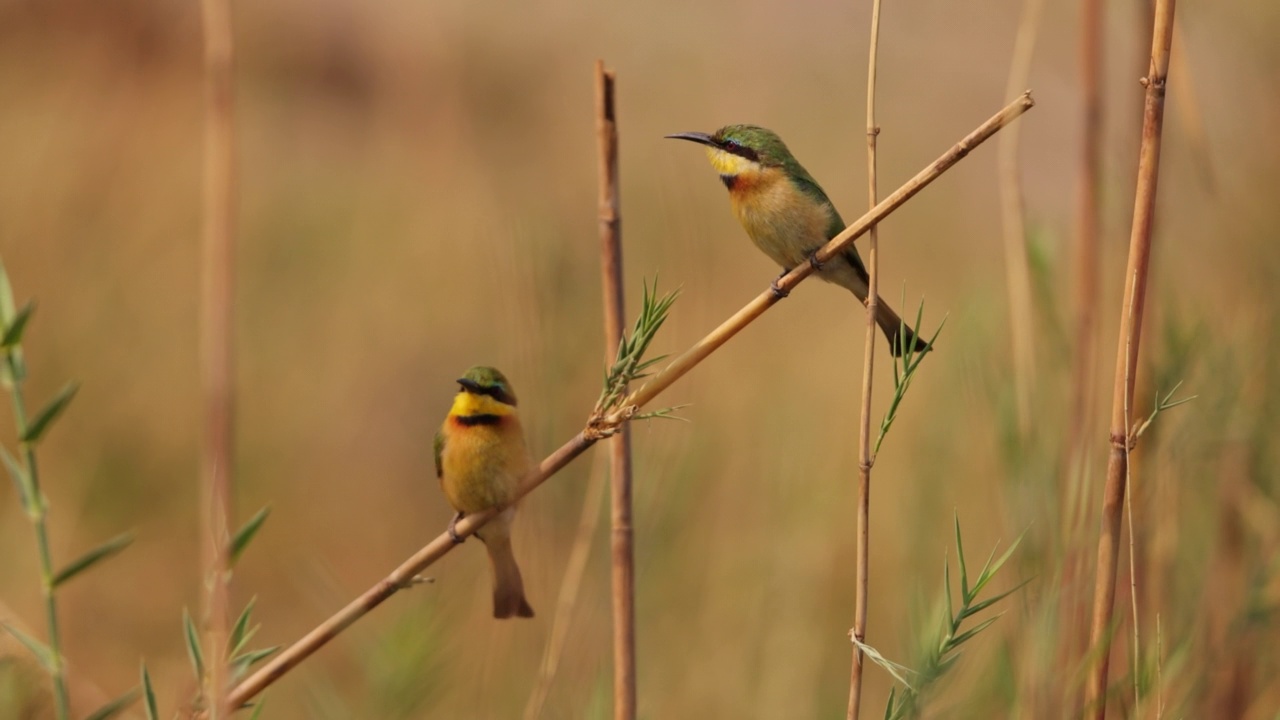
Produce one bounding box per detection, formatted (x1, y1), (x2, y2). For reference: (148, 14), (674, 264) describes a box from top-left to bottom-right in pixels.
(1, 0), (1278, 717)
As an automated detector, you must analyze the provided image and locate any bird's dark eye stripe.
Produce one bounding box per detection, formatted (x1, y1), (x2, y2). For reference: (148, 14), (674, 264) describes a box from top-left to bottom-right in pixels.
(720, 141), (759, 162)
(473, 384), (518, 407)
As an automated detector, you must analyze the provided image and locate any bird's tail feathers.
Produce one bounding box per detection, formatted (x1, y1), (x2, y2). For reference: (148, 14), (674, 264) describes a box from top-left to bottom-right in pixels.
(481, 531), (535, 619)
(874, 302), (932, 358)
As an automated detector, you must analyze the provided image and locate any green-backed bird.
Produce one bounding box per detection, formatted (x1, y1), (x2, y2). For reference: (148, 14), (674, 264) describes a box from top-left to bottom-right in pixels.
(435, 366), (535, 619)
(667, 125), (929, 356)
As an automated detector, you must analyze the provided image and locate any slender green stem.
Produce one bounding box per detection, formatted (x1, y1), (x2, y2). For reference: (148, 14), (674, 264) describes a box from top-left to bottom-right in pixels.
(6, 351), (70, 720)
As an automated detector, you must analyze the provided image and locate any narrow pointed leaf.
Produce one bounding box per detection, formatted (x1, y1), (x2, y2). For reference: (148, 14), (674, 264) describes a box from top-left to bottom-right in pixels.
(231, 646), (280, 681)
(21, 381), (79, 443)
(970, 531), (1027, 598)
(229, 506), (271, 566)
(948, 615), (1002, 650)
(852, 637), (915, 690)
(183, 608), (205, 683)
(1, 300), (35, 348)
(954, 514), (970, 600)
(882, 687), (896, 720)
(140, 662), (159, 720)
(942, 553), (954, 626)
(1, 445), (32, 512)
(0, 259), (16, 326)
(962, 578), (1033, 619)
(52, 531), (134, 587)
(85, 688), (139, 720)
(0, 621), (54, 671)
(229, 596), (258, 657)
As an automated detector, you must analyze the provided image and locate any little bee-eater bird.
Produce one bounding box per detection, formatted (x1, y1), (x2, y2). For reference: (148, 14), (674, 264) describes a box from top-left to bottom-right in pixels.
(435, 366), (535, 619)
(667, 125), (929, 356)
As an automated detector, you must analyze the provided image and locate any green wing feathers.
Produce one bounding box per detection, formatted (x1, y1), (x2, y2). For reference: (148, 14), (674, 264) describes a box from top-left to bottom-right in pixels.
(434, 430), (446, 479)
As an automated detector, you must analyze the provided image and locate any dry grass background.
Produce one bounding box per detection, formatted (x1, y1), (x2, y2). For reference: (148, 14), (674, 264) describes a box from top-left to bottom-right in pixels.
(1, 0), (1279, 717)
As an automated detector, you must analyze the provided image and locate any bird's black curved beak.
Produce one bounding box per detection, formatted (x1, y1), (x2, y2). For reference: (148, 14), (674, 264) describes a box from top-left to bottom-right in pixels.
(665, 131), (718, 148)
(457, 378), (483, 392)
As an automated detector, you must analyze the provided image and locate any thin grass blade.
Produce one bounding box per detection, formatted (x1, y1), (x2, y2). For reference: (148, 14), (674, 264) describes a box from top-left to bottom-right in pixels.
(0, 621), (55, 671)
(140, 662), (159, 720)
(84, 688), (139, 720)
(230, 506), (271, 566)
(52, 532), (134, 587)
(183, 607), (205, 683)
(21, 381), (79, 443)
(1, 300), (35, 348)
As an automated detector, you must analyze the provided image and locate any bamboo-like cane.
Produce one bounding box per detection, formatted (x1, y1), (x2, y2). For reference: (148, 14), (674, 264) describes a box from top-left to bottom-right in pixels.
(198, 0), (237, 715)
(220, 93), (1035, 710)
(1083, 1), (1176, 716)
(593, 62), (638, 720)
(846, 0), (884, 717)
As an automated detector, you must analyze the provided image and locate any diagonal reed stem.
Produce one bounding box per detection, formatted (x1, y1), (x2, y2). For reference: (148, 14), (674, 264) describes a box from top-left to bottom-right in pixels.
(220, 93), (1035, 710)
(1083, 1), (1176, 716)
(593, 61), (638, 720)
(847, 0), (884, 716)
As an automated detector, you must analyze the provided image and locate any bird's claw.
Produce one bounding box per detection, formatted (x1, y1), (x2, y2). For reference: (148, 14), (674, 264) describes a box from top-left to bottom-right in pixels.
(807, 252), (824, 271)
(770, 278), (789, 299)
(448, 512), (466, 544)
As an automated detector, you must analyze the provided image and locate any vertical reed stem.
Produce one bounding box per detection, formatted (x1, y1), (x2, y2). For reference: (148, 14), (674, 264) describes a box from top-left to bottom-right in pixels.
(594, 60), (636, 720)
(847, 1), (883, 718)
(198, 0), (237, 714)
(1084, 1), (1176, 715)
(998, 0), (1044, 438)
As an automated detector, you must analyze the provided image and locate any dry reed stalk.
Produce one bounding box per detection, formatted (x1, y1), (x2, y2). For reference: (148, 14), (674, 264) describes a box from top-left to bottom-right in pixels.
(220, 94), (1035, 709)
(1083, 1), (1176, 715)
(198, 0), (237, 715)
(522, 453), (608, 720)
(997, 0), (1044, 439)
(1066, 0), (1104, 464)
(1060, 0), (1105, 704)
(593, 62), (637, 720)
(847, 0), (884, 716)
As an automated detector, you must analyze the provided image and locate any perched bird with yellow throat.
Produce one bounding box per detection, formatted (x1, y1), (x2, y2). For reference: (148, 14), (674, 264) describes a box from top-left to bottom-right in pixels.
(667, 125), (930, 356)
(435, 366), (535, 619)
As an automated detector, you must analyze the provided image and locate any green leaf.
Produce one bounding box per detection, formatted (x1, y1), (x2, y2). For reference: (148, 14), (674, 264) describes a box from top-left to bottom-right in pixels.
(21, 381), (80, 444)
(947, 615), (1003, 651)
(229, 506), (271, 566)
(52, 531), (134, 587)
(942, 553), (954, 629)
(954, 514), (970, 601)
(229, 597), (258, 657)
(84, 688), (139, 720)
(1, 445), (32, 513)
(183, 607), (205, 683)
(961, 578), (1033, 620)
(230, 645), (280, 682)
(140, 662), (159, 720)
(0, 257), (17, 327)
(882, 686), (896, 720)
(1, 300), (35, 348)
(0, 621), (55, 671)
(232, 645), (280, 672)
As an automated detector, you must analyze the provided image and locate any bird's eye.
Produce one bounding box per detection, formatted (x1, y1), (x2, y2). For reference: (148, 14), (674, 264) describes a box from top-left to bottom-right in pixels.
(723, 140), (738, 150)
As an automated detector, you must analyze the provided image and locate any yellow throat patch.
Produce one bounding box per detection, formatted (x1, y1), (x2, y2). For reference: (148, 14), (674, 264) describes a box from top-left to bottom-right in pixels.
(449, 391), (516, 418)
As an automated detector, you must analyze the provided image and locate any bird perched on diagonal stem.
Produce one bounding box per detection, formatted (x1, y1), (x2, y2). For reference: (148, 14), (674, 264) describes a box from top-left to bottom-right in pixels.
(435, 366), (535, 619)
(667, 125), (930, 356)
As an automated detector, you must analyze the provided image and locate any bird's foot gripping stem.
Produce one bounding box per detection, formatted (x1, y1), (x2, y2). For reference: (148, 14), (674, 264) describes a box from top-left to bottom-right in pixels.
(448, 511), (466, 544)
(807, 251), (824, 271)
(770, 269), (790, 299)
